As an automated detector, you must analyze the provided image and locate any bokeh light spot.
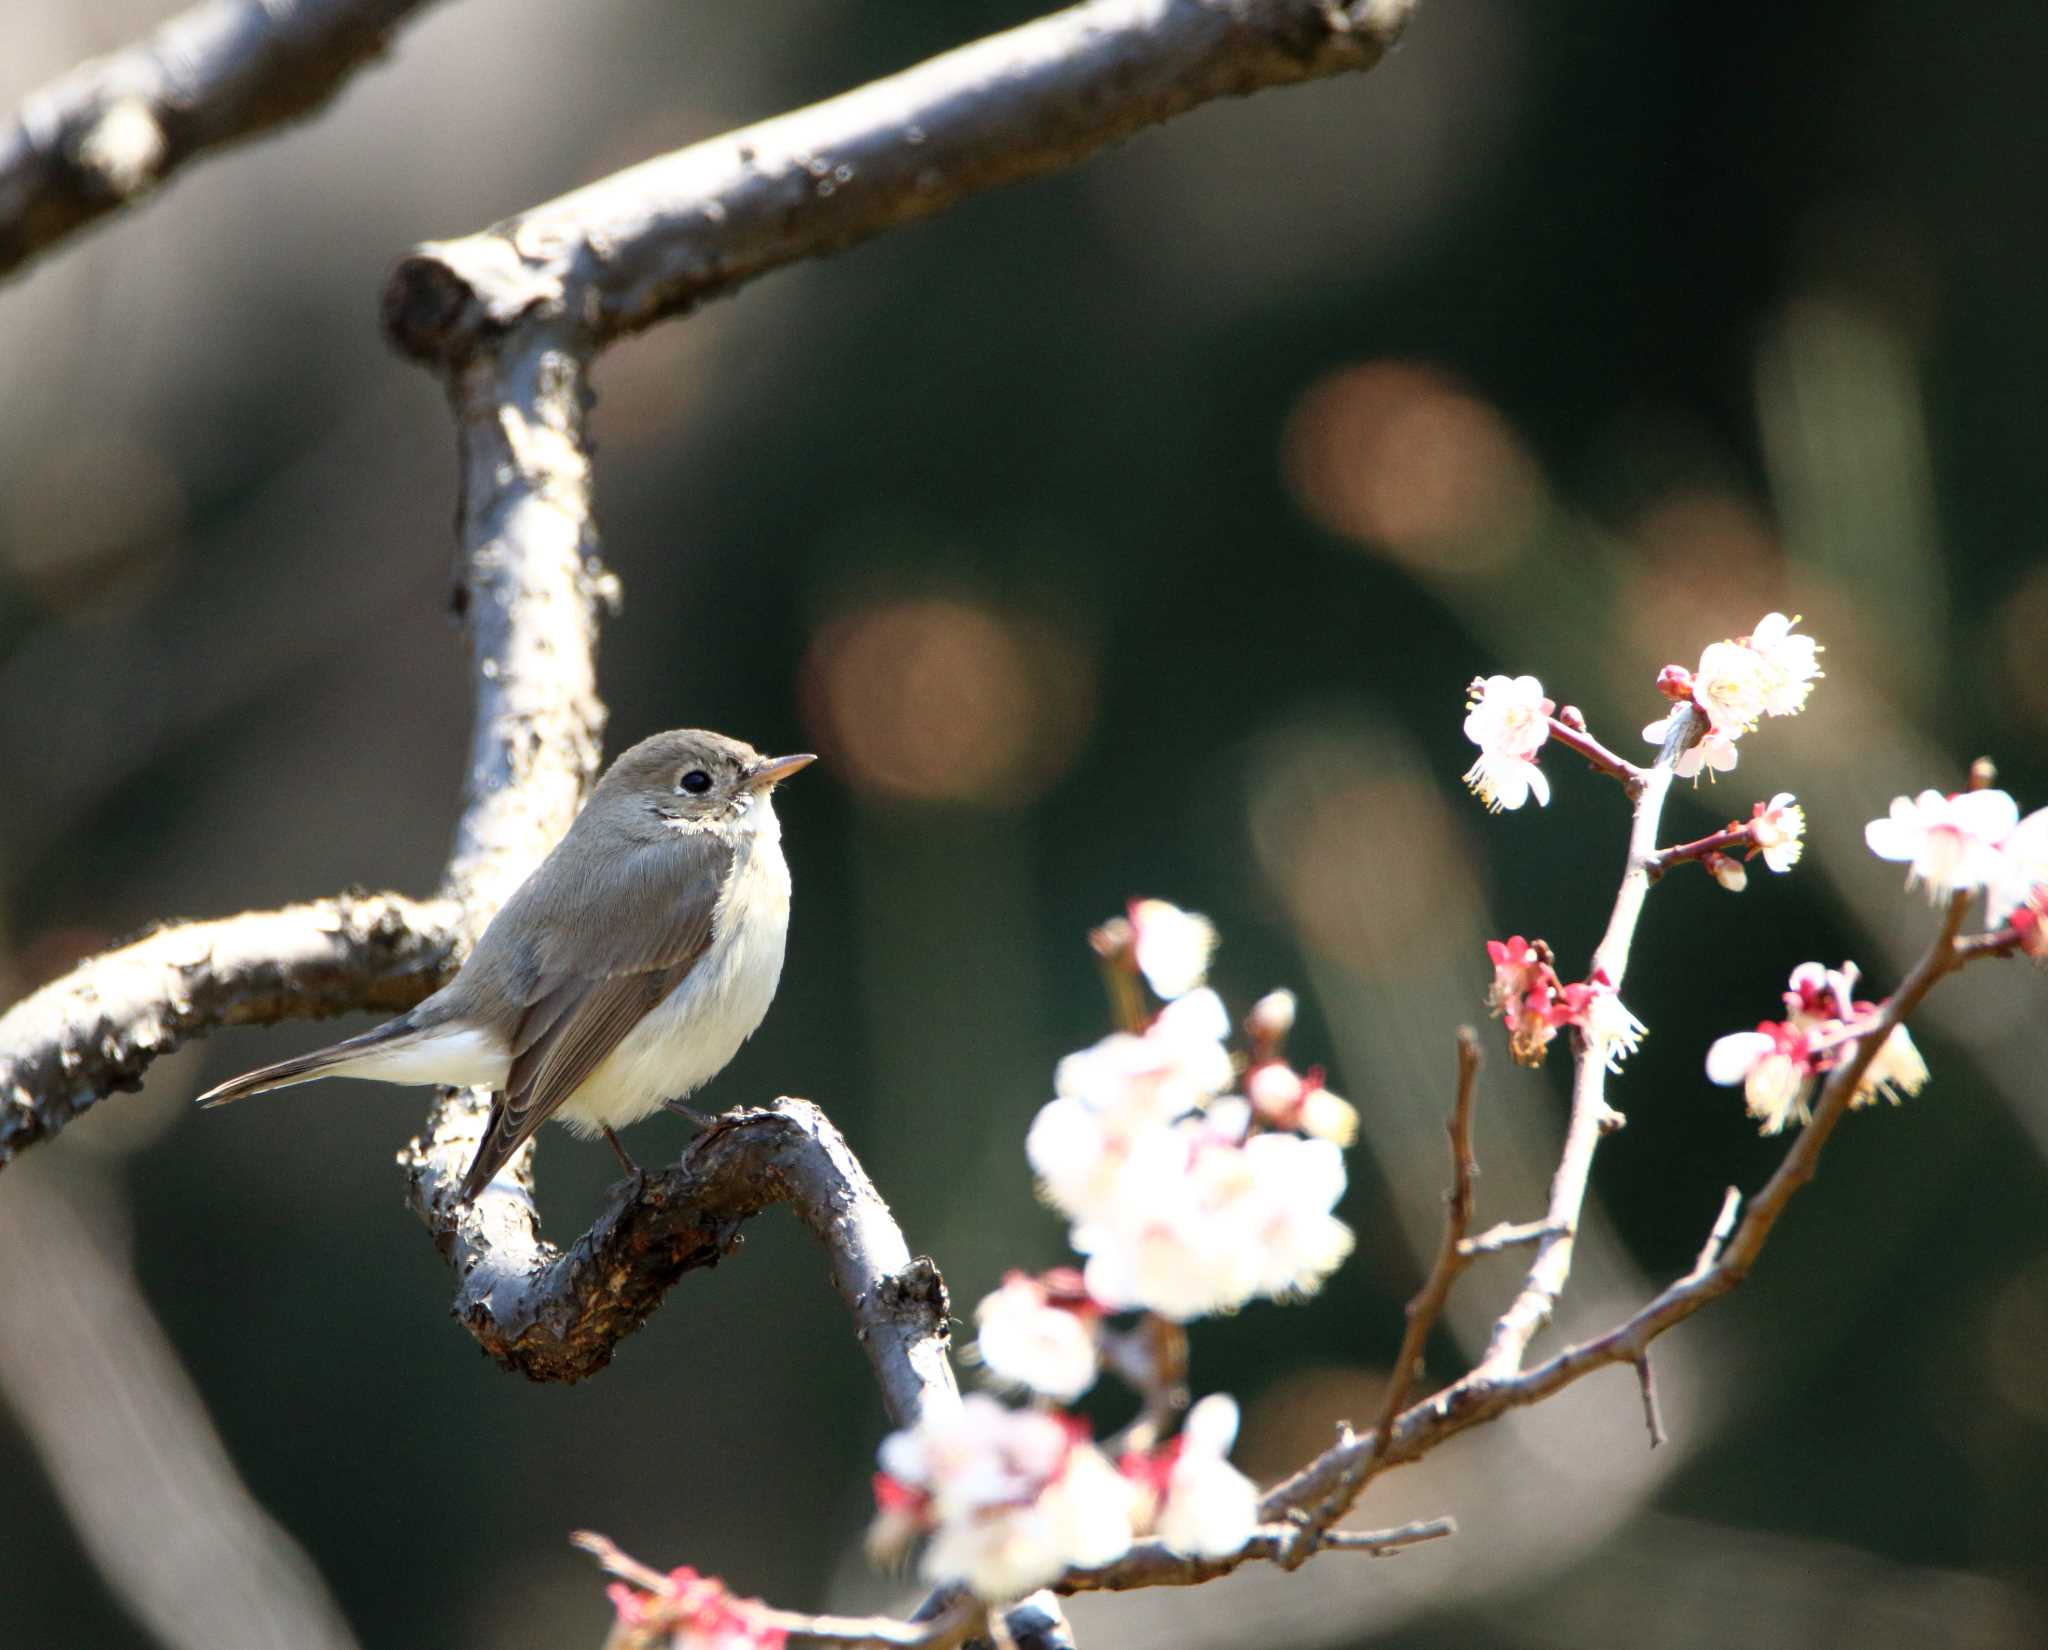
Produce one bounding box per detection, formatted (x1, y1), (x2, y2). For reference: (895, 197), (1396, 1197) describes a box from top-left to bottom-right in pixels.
(1281, 360), (1543, 575)
(801, 594), (1094, 806)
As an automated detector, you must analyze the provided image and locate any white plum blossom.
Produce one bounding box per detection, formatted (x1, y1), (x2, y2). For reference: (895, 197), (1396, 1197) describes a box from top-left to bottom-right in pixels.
(1744, 612), (1824, 717)
(1988, 806), (2048, 930)
(1073, 1104), (1352, 1322)
(1644, 614), (1822, 777)
(872, 1396), (1135, 1599)
(1577, 976), (1648, 1073)
(1245, 988), (1297, 1043)
(971, 1273), (1101, 1404)
(1707, 959), (1932, 1134)
(1029, 989), (1235, 1223)
(1150, 1395), (1261, 1558)
(1690, 638), (1775, 735)
(1233, 1131), (1355, 1301)
(1864, 788), (2021, 902)
(1127, 899), (1218, 1001)
(1463, 674), (1552, 811)
(1750, 793), (1806, 872)
(1705, 1024), (1814, 1133)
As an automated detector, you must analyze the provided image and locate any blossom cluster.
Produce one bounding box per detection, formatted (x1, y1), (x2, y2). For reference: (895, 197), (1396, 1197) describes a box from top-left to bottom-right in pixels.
(1020, 901), (1356, 1324)
(1025, 984), (1354, 1320)
(868, 1392), (1261, 1600)
(1705, 961), (1929, 1134)
(1641, 611), (1822, 778)
(602, 1567), (785, 1650)
(869, 899), (1343, 1599)
(1483, 936), (1645, 1072)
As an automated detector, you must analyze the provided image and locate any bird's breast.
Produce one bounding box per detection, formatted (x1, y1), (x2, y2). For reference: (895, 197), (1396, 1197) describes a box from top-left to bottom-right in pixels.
(555, 831), (793, 1134)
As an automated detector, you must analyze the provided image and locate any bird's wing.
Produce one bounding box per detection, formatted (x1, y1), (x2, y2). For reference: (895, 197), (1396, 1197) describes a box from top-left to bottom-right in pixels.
(457, 830), (733, 1201)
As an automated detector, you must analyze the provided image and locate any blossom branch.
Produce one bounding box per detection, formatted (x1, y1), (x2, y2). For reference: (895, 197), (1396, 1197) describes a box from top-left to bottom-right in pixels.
(0, 0), (445, 279)
(0, 892), (461, 1165)
(1470, 702), (1702, 1381)
(1254, 880), (1986, 1532)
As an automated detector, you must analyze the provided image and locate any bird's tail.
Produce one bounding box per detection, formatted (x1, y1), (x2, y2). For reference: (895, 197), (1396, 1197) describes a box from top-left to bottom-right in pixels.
(194, 1016), (428, 1109)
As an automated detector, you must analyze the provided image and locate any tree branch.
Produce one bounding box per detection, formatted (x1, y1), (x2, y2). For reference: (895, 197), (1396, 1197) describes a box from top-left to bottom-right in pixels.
(381, 0), (1416, 366)
(398, 1099), (959, 1422)
(0, 0), (446, 280)
(0, 892), (460, 1164)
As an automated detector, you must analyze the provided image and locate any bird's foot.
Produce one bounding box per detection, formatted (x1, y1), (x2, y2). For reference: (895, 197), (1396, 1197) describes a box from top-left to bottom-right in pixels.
(662, 1098), (717, 1130)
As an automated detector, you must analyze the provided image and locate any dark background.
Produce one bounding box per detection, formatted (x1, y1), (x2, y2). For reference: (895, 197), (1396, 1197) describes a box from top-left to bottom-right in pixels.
(2, 2), (2044, 1647)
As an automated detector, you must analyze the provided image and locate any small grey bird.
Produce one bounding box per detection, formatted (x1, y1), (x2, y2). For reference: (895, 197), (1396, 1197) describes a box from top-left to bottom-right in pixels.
(197, 729), (814, 1203)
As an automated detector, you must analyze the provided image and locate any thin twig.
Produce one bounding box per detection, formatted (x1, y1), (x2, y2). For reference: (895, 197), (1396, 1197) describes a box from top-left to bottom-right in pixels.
(1631, 1351), (1665, 1448)
(1544, 716), (1644, 788)
(1, 0), (447, 279)
(1369, 1029), (1482, 1457)
(1648, 825), (1753, 878)
(1459, 1219), (1563, 1258)
(1318, 1517), (1459, 1554)
(1687, 1187), (1742, 1280)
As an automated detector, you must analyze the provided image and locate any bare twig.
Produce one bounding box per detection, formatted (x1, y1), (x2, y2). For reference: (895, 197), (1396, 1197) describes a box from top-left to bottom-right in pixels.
(382, 0), (1416, 366)
(0, 892), (460, 1165)
(0, 0), (446, 279)
(1316, 1517), (1459, 1554)
(398, 1099), (958, 1422)
(1057, 1515), (1456, 1594)
(1632, 1351), (1665, 1448)
(1459, 1218), (1562, 1258)
(1369, 1028), (1481, 1456)
(1688, 1186), (1742, 1278)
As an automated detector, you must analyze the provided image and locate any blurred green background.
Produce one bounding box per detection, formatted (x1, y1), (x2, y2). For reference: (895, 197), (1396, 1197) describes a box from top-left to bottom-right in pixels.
(2, 2), (2045, 1647)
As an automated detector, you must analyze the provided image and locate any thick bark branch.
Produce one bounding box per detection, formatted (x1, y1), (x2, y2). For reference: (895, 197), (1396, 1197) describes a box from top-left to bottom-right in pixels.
(0, 0), (446, 280)
(0, 892), (460, 1164)
(382, 0), (1416, 365)
(399, 1098), (959, 1423)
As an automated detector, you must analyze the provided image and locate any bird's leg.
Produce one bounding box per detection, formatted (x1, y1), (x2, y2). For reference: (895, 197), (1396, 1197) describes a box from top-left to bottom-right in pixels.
(600, 1125), (642, 1181)
(662, 1098), (716, 1129)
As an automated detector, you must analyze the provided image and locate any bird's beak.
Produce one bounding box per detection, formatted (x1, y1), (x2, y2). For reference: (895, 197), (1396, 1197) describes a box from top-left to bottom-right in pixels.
(744, 752), (817, 791)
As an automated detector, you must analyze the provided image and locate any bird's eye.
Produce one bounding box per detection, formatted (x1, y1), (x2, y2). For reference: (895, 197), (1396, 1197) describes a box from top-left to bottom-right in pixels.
(679, 769), (713, 795)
